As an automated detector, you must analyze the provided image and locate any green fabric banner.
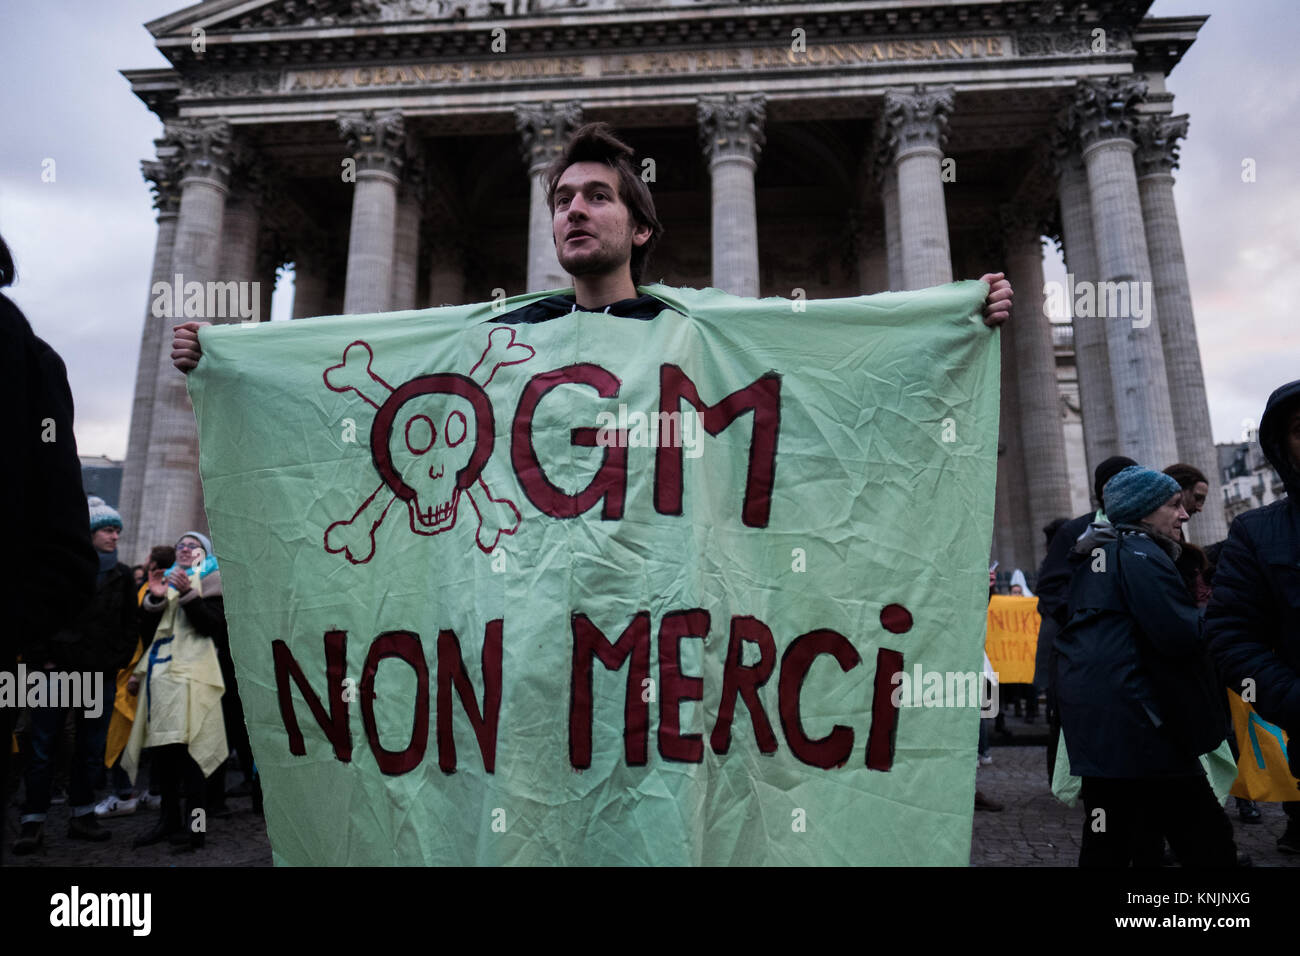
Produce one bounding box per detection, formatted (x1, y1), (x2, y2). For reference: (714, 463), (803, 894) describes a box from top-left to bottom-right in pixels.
(188, 281), (1000, 865)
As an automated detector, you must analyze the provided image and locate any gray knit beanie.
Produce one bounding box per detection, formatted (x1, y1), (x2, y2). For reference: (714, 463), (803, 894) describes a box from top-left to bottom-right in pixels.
(1102, 466), (1182, 526)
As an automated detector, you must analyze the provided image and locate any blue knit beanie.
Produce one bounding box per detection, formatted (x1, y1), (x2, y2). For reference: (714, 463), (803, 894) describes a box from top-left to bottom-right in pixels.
(1102, 466), (1182, 526)
(88, 496), (123, 533)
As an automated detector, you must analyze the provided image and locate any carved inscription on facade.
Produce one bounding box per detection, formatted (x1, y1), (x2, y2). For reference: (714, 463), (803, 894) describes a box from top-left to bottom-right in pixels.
(280, 36), (1011, 92)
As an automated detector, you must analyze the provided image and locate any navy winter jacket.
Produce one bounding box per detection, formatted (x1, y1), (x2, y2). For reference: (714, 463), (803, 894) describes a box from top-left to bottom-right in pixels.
(1056, 523), (1226, 778)
(1207, 379), (1300, 733)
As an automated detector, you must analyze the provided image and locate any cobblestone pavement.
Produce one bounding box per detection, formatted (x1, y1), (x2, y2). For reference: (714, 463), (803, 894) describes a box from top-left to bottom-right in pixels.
(6, 722), (1298, 867)
(970, 716), (1300, 868)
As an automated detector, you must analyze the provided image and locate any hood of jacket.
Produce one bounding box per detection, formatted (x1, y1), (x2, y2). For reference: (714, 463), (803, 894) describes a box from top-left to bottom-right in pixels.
(1071, 520), (1118, 556)
(494, 292), (674, 325)
(1259, 378), (1300, 502)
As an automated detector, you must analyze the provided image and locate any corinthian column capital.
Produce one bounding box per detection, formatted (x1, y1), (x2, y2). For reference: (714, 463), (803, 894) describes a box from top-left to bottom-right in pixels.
(515, 101), (583, 172)
(1134, 113), (1190, 178)
(697, 93), (766, 166)
(141, 148), (184, 217)
(338, 109), (406, 176)
(1066, 75), (1148, 151)
(165, 118), (233, 186)
(880, 85), (954, 160)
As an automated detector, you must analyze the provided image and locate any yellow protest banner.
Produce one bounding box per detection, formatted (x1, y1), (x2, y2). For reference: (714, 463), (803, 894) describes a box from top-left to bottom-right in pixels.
(1227, 691), (1300, 802)
(985, 594), (1040, 684)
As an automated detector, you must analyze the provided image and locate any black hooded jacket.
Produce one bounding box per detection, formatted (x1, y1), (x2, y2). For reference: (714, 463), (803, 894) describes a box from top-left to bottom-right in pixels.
(1207, 379), (1300, 731)
(491, 292), (674, 325)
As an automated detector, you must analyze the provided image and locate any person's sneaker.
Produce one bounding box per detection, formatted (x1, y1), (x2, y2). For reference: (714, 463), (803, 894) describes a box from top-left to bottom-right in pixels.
(94, 794), (138, 818)
(11, 821), (44, 855)
(68, 814), (112, 842)
(979, 753), (993, 766)
(1235, 798), (1262, 824)
(974, 790), (1004, 812)
(139, 792), (163, 810)
(1277, 823), (1300, 855)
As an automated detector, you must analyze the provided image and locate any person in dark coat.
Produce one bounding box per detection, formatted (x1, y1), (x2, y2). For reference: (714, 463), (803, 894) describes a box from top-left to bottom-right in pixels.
(13, 497), (143, 854)
(1056, 465), (1236, 867)
(1, 234), (100, 861)
(1207, 378), (1300, 852)
(1033, 455), (1136, 783)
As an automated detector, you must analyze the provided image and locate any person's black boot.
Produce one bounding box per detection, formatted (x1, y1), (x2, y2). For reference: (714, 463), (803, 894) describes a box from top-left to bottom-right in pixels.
(68, 814), (111, 842)
(133, 819), (182, 848)
(12, 821), (44, 855)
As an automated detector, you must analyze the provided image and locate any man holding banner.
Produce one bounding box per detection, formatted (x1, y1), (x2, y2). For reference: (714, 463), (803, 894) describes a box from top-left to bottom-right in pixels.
(166, 124), (1017, 866)
(1208, 379), (1300, 853)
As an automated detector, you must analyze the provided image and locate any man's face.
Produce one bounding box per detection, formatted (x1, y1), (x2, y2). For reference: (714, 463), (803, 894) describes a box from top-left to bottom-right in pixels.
(1143, 491), (1189, 539)
(91, 526), (119, 554)
(1180, 481), (1208, 516)
(552, 161), (650, 281)
(1288, 406), (1300, 474)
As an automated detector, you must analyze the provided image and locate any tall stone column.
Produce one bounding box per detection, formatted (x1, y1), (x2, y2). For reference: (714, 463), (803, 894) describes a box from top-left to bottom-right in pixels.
(880, 86), (954, 289)
(391, 153), (424, 311)
(995, 315), (1037, 575)
(137, 118), (232, 549)
(256, 235), (280, 323)
(292, 232), (333, 319)
(1054, 139), (1117, 484)
(516, 101), (582, 293)
(118, 149), (182, 563)
(428, 235), (468, 307)
(217, 160), (263, 299)
(868, 133), (903, 291)
(698, 93), (765, 298)
(1069, 77), (1179, 469)
(853, 215), (889, 294)
(339, 109), (404, 314)
(1003, 209), (1073, 565)
(1135, 114), (1227, 545)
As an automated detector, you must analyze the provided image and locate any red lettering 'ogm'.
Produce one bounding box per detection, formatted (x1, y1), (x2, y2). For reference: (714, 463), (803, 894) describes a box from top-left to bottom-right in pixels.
(655, 364), (781, 527)
(512, 364), (627, 519)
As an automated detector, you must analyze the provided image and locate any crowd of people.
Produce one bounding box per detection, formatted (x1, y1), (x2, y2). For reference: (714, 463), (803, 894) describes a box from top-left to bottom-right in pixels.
(5, 493), (260, 859)
(4, 115), (1297, 868)
(983, 377), (1300, 866)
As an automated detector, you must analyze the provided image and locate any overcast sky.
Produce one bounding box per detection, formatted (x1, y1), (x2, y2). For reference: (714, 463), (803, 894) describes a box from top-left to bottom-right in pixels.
(1, 0), (1295, 463)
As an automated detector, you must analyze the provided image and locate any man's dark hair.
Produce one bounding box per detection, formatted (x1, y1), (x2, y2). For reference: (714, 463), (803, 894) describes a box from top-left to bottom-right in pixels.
(148, 544), (176, 571)
(1093, 455), (1138, 508)
(1164, 462), (1208, 490)
(1042, 517), (1069, 548)
(544, 122), (664, 286)
(0, 234), (14, 288)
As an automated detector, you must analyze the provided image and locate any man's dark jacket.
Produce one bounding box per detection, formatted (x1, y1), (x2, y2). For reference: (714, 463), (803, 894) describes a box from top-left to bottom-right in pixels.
(1207, 379), (1300, 734)
(1, 293), (97, 661)
(1036, 511), (1095, 631)
(1055, 522), (1226, 778)
(36, 563), (142, 675)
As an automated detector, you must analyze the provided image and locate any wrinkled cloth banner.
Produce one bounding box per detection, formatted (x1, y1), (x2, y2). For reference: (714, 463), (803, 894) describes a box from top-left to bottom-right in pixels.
(188, 281), (1000, 865)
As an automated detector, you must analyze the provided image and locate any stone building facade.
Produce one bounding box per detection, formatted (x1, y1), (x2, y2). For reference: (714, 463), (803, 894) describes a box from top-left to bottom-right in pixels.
(118, 0), (1223, 571)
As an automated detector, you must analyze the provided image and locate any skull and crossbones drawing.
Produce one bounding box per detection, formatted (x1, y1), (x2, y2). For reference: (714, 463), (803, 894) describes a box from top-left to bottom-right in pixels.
(322, 326), (535, 564)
